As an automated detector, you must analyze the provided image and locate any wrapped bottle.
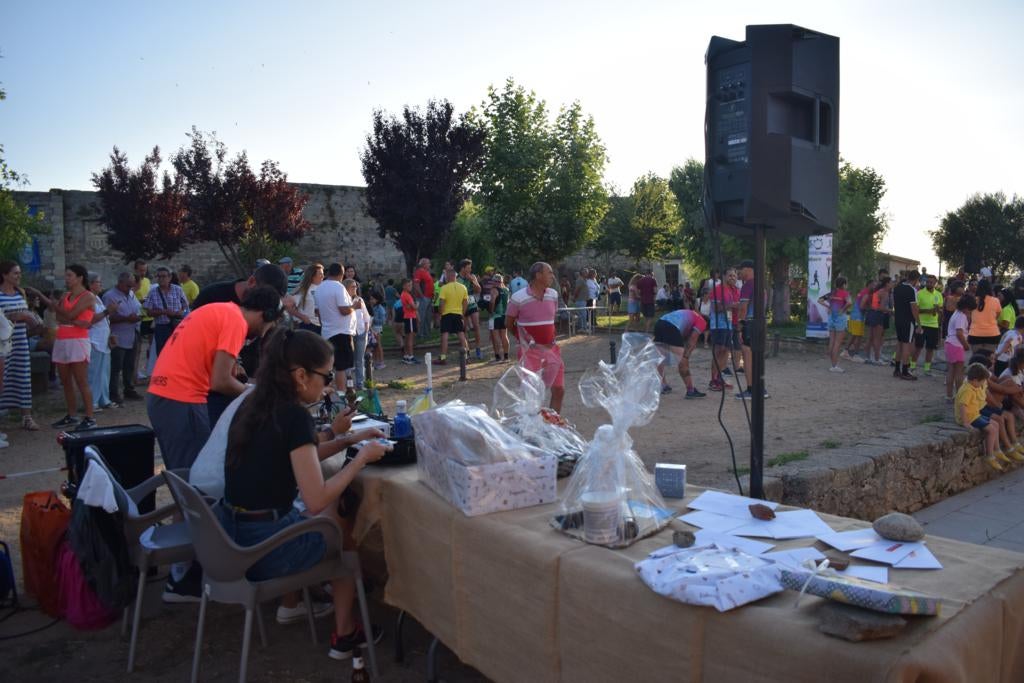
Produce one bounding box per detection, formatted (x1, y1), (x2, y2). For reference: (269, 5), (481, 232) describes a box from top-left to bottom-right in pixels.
(393, 399), (412, 438)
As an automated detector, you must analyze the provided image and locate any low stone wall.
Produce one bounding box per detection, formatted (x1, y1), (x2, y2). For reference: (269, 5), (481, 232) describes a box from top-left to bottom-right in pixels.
(743, 421), (1013, 521)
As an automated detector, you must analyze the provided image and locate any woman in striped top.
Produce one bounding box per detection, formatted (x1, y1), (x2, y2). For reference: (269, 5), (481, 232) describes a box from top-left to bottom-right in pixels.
(0, 261), (40, 431)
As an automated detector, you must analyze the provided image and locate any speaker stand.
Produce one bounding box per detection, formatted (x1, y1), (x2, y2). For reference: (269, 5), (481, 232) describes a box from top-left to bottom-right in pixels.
(750, 224), (767, 499)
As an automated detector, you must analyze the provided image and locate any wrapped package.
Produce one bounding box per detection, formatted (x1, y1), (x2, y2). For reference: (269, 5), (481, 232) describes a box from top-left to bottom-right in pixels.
(413, 400), (557, 516)
(552, 333), (673, 546)
(635, 543), (784, 611)
(493, 364), (588, 478)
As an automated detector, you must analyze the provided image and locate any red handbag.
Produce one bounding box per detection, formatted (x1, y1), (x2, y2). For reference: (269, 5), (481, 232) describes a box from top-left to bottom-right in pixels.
(20, 491), (71, 617)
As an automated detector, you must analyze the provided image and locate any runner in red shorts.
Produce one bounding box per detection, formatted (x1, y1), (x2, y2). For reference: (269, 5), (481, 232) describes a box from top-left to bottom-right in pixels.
(506, 261), (565, 413)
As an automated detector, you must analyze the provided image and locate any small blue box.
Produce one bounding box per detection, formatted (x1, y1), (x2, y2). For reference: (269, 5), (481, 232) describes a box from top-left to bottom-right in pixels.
(655, 463), (687, 499)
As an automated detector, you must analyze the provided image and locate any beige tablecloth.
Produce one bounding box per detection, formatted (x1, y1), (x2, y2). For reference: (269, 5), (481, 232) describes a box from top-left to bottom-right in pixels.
(376, 467), (1024, 682)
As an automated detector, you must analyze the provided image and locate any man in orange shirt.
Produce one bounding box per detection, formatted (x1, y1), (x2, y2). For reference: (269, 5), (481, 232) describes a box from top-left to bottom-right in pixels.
(146, 286), (283, 471)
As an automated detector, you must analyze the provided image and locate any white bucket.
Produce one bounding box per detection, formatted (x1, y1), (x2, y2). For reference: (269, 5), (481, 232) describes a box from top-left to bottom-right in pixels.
(582, 491), (622, 544)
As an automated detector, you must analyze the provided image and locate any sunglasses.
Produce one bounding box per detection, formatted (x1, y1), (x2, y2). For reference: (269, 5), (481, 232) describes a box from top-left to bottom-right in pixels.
(292, 367), (335, 384)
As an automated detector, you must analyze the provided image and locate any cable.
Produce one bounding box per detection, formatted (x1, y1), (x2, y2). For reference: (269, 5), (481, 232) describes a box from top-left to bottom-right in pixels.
(0, 606), (59, 640)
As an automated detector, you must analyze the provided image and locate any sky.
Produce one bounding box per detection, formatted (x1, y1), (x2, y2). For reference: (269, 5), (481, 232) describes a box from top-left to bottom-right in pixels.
(2, 0), (1022, 275)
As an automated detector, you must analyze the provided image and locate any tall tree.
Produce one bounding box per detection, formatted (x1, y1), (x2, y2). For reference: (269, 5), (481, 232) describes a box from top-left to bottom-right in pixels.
(833, 160), (888, 285)
(477, 79), (608, 266)
(172, 128), (311, 276)
(596, 173), (681, 266)
(0, 78), (48, 261)
(930, 192), (1021, 277)
(360, 100), (486, 276)
(92, 147), (188, 261)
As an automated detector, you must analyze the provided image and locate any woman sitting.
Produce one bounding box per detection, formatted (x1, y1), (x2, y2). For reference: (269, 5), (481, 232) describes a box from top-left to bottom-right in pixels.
(221, 327), (389, 660)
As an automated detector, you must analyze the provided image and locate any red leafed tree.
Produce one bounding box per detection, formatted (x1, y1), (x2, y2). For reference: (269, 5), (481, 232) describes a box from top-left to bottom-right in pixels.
(92, 147), (189, 261)
(247, 160), (310, 243)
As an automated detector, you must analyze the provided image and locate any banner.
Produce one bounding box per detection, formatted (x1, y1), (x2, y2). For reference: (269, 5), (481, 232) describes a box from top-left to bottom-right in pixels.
(805, 235), (832, 338)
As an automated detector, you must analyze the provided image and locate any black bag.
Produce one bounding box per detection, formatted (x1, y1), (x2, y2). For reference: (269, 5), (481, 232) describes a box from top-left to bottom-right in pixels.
(66, 500), (137, 611)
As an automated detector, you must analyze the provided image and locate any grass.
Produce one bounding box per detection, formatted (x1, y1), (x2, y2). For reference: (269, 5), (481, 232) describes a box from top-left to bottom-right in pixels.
(730, 449), (811, 475)
(819, 439), (841, 449)
(387, 379), (415, 390)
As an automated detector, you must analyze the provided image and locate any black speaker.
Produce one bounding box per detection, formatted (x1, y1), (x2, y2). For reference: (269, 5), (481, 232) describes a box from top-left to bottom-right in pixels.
(706, 24), (839, 237)
(61, 424), (156, 513)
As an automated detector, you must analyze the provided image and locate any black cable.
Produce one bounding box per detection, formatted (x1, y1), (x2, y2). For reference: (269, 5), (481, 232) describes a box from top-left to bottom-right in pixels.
(0, 606), (60, 640)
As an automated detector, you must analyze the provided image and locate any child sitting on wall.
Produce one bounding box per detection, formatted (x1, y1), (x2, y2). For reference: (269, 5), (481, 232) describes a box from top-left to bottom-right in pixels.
(955, 363), (1021, 472)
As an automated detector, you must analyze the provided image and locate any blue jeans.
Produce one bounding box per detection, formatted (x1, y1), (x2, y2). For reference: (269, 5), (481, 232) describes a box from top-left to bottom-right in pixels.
(88, 346), (111, 407)
(352, 331), (368, 387)
(215, 506), (326, 581)
(574, 300), (589, 330)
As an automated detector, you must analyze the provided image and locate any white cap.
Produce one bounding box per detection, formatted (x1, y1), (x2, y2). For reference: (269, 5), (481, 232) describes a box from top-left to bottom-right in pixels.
(396, 400), (406, 411)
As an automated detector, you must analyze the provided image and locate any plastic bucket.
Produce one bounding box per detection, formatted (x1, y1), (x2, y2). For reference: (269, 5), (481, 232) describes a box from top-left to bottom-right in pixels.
(582, 491), (622, 544)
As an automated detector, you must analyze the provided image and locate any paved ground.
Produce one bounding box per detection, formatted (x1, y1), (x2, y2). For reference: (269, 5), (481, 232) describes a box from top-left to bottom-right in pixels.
(913, 465), (1024, 552)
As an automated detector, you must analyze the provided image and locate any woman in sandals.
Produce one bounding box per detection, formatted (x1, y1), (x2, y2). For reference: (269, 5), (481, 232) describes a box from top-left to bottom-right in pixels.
(0, 260), (41, 431)
(221, 327), (389, 660)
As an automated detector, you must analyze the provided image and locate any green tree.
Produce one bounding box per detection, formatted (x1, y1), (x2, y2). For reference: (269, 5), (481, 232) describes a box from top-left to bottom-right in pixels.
(833, 160), (888, 285)
(360, 100), (486, 276)
(0, 80), (48, 261)
(930, 192), (1021, 278)
(599, 173), (681, 266)
(477, 79), (608, 266)
(435, 200), (498, 272)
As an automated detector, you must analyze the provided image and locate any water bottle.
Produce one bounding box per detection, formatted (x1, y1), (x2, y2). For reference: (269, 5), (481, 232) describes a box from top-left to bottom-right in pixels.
(393, 399), (412, 439)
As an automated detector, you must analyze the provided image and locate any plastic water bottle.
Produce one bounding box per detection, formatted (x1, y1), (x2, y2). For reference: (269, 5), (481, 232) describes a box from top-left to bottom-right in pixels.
(393, 399), (412, 439)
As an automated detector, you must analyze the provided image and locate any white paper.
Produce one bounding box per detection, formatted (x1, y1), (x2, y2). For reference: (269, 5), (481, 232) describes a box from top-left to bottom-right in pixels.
(678, 509), (747, 534)
(727, 509), (834, 540)
(850, 540), (920, 565)
(688, 490), (780, 517)
(894, 546), (943, 570)
(694, 530), (774, 555)
(817, 528), (883, 551)
(763, 547), (825, 570)
(838, 566), (889, 584)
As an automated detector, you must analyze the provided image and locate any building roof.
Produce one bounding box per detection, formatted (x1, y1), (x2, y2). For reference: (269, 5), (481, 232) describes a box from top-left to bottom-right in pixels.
(876, 252), (921, 267)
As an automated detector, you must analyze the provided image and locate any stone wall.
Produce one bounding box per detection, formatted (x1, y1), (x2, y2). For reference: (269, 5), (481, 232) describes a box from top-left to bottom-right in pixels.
(13, 184), (643, 289)
(742, 421), (1011, 520)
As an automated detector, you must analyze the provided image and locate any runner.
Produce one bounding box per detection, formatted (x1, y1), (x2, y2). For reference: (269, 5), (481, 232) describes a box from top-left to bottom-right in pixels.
(506, 262), (564, 413)
(653, 308), (707, 399)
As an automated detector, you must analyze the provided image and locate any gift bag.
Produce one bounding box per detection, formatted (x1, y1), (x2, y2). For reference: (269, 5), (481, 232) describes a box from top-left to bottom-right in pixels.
(55, 539), (118, 630)
(20, 491), (71, 617)
(552, 334), (673, 547)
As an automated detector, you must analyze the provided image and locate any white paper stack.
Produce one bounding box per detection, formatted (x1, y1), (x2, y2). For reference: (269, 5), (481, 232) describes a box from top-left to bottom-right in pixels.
(816, 528), (943, 570)
(679, 491), (833, 540)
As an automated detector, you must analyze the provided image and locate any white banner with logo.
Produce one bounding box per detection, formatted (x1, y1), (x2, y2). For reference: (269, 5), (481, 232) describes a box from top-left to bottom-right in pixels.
(805, 235), (833, 338)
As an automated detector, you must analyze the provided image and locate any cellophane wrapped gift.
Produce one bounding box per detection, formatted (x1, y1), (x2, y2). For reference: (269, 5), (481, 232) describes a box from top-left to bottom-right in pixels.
(413, 400), (557, 516)
(552, 334), (673, 547)
(493, 364), (588, 478)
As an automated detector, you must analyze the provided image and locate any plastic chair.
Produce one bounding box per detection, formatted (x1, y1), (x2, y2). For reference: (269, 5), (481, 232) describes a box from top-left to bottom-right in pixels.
(162, 470), (379, 683)
(82, 447), (194, 673)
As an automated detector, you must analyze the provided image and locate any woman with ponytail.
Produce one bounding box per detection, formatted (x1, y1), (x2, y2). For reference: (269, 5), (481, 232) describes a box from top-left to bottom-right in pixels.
(221, 327), (389, 660)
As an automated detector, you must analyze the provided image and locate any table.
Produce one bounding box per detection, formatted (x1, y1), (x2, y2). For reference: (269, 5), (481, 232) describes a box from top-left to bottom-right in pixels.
(373, 467), (1024, 682)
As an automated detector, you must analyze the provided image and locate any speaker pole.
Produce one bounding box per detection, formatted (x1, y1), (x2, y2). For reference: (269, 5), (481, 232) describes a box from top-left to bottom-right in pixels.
(750, 224), (767, 499)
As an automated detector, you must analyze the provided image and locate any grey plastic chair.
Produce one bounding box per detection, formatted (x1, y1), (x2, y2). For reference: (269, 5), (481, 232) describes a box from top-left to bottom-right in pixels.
(162, 470), (379, 683)
(82, 447), (195, 673)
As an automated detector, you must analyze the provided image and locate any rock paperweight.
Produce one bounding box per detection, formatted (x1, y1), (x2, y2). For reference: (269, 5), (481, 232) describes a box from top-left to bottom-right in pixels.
(872, 512), (925, 542)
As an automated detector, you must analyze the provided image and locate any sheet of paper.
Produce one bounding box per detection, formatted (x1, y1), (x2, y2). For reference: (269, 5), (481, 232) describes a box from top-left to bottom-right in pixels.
(817, 528), (883, 551)
(678, 510), (748, 534)
(850, 540), (921, 565)
(894, 546), (943, 570)
(693, 530), (774, 555)
(687, 490), (780, 517)
(763, 547), (825, 570)
(727, 509), (835, 540)
(838, 565), (889, 584)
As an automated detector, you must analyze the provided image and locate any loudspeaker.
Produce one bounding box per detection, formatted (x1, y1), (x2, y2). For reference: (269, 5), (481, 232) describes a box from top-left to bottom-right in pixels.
(62, 424), (156, 513)
(706, 24), (839, 238)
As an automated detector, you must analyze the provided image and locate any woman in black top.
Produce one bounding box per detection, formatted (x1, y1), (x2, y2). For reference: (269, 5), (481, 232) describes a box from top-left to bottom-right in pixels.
(222, 327), (389, 660)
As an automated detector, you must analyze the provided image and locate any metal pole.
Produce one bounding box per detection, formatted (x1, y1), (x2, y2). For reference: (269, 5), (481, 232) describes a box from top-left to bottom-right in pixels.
(458, 348), (467, 382)
(610, 340), (617, 364)
(750, 224), (767, 499)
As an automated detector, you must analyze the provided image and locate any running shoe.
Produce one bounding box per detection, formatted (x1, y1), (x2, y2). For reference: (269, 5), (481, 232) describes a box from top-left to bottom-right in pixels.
(684, 388), (707, 399)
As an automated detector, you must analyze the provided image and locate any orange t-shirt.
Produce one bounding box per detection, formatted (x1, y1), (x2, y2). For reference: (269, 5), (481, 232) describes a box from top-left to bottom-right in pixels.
(968, 296), (1002, 337)
(149, 303), (248, 404)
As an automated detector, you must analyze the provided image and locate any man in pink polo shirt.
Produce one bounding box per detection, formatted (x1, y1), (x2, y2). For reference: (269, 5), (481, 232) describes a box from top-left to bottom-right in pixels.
(506, 261), (565, 413)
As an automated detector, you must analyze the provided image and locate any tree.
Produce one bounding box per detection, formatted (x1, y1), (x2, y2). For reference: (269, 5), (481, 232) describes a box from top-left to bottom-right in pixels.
(930, 192), (1021, 278)
(833, 160), (888, 285)
(0, 79), (48, 261)
(477, 79), (608, 267)
(360, 100), (486, 276)
(172, 127), (311, 276)
(436, 200), (497, 272)
(594, 174), (680, 266)
(92, 147), (189, 261)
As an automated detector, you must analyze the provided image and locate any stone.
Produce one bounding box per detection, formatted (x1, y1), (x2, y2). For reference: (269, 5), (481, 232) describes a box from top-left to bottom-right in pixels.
(817, 603), (907, 642)
(749, 503), (776, 520)
(872, 512), (925, 542)
(821, 551), (851, 571)
(672, 530), (695, 548)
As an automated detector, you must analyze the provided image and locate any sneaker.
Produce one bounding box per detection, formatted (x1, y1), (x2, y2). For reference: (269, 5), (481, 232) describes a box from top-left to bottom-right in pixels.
(984, 455), (1006, 472)
(123, 389), (143, 401)
(51, 414), (77, 428)
(328, 624), (384, 661)
(994, 450), (1014, 464)
(432, 358), (447, 365)
(722, 367), (732, 376)
(163, 566), (202, 604)
(736, 388), (770, 400)
(1008, 447), (1024, 463)
(829, 366), (845, 373)
(99, 401), (119, 409)
(475, 348), (483, 360)
(373, 362), (386, 370)
(708, 380), (724, 392)
(401, 356), (416, 365)
(900, 372), (918, 381)
(276, 600), (334, 625)
(661, 385), (673, 394)
(839, 350), (852, 360)
(75, 417), (97, 431)
(685, 388), (707, 399)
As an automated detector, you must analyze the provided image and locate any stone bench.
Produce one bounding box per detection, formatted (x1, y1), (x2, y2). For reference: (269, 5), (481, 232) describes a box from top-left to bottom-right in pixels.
(742, 421), (1011, 520)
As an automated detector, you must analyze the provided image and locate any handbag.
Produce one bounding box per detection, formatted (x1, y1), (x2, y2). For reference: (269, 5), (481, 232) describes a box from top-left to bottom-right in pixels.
(157, 288), (181, 329)
(55, 539), (118, 630)
(19, 491), (71, 617)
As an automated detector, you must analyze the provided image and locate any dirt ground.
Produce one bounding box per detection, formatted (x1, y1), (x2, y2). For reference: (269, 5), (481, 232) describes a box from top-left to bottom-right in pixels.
(0, 331), (951, 681)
